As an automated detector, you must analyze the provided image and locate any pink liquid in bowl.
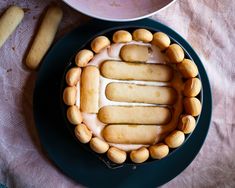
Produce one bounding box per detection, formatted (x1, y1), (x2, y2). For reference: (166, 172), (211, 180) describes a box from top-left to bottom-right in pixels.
(63, 0), (176, 21)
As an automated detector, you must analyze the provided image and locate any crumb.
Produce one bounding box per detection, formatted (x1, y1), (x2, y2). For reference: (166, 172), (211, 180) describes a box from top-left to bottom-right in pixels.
(7, 69), (12, 73)
(23, 8), (30, 13)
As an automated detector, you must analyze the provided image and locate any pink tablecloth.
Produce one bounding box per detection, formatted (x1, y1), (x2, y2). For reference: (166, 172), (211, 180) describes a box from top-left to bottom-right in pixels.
(0, 0), (234, 187)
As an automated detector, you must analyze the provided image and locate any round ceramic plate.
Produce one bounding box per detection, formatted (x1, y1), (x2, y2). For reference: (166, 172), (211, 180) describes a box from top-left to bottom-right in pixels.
(63, 0), (176, 21)
(33, 19), (212, 187)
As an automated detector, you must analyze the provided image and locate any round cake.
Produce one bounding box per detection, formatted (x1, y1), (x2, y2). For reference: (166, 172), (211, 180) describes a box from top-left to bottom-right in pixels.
(63, 28), (202, 164)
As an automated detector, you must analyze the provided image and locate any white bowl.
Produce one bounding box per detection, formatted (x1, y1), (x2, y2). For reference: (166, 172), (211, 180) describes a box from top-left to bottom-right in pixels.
(63, 0), (176, 22)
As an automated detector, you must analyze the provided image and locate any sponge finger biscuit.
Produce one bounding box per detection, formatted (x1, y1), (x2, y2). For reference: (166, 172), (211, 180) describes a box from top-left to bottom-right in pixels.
(106, 83), (177, 105)
(103, 125), (160, 144)
(98, 106), (171, 124)
(80, 66), (100, 113)
(25, 6), (63, 70)
(101, 61), (173, 81)
(120, 44), (149, 62)
(0, 6), (24, 48)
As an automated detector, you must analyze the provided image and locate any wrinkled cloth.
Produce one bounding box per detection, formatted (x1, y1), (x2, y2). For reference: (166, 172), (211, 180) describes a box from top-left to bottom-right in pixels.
(0, 0), (234, 187)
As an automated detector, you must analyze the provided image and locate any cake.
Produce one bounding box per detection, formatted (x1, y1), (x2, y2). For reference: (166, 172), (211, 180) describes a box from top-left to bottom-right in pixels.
(63, 28), (202, 164)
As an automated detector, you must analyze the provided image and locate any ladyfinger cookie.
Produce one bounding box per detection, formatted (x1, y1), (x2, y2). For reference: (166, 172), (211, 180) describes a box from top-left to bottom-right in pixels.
(103, 125), (159, 144)
(80, 66), (100, 113)
(120, 44), (149, 62)
(0, 6), (24, 48)
(106, 83), (177, 105)
(25, 6), (63, 70)
(107, 147), (127, 164)
(98, 106), (171, 124)
(130, 147), (149, 163)
(166, 44), (184, 63)
(101, 61), (173, 81)
(112, 30), (132, 43)
(132, 29), (153, 43)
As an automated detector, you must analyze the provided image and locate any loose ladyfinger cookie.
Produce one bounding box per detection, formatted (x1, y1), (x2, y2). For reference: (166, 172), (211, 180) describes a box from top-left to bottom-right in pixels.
(120, 44), (149, 62)
(63, 86), (77, 106)
(165, 130), (185, 148)
(130, 147), (149, 163)
(91, 36), (110, 53)
(107, 147), (127, 164)
(184, 78), (202, 97)
(74, 124), (92, 143)
(149, 143), (169, 159)
(177, 59), (198, 78)
(152, 32), (171, 51)
(75, 49), (94, 67)
(183, 97), (202, 116)
(101, 61), (173, 82)
(166, 44), (184, 63)
(103, 125), (159, 145)
(65, 67), (81, 86)
(67, 105), (83, 125)
(0, 6), (24, 48)
(80, 66), (100, 113)
(106, 83), (177, 105)
(178, 115), (196, 134)
(132, 29), (153, 43)
(112, 30), (132, 43)
(98, 106), (171, 124)
(89, 137), (109, 154)
(26, 6), (63, 70)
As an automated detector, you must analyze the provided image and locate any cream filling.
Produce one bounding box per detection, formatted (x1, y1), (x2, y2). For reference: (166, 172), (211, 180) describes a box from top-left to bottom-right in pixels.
(75, 42), (183, 152)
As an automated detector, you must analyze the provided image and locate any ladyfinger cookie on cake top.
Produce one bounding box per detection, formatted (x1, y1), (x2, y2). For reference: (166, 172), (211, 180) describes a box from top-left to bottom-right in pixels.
(120, 44), (149, 62)
(80, 66), (100, 113)
(98, 106), (171, 124)
(103, 125), (160, 145)
(101, 61), (173, 81)
(106, 83), (177, 105)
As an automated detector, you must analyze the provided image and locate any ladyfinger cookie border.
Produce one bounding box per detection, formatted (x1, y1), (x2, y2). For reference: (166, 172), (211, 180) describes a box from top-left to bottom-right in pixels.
(63, 28), (202, 164)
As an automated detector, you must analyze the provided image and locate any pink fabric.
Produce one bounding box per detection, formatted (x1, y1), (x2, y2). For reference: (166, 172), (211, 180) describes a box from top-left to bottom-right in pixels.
(0, 0), (234, 187)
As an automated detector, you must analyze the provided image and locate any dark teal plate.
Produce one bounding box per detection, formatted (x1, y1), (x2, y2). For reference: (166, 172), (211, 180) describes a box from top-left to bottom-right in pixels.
(33, 19), (212, 187)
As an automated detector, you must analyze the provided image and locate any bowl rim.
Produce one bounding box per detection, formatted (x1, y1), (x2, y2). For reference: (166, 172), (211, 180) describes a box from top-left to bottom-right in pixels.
(60, 25), (203, 168)
(62, 0), (177, 22)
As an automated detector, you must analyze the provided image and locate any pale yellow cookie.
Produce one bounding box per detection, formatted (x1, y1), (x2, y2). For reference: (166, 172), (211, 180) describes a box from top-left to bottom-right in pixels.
(183, 97), (202, 116)
(98, 106), (171, 124)
(74, 124), (92, 143)
(26, 6), (63, 70)
(152, 32), (171, 51)
(177, 59), (198, 78)
(0, 6), (24, 48)
(165, 130), (185, 148)
(91, 36), (110, 53)
(112, 30), (132, 43)
(120, 44), (149, 62)
(130, 147), (149, 163)
(101, 60), (173, 81)
(132, 29), (153, 42)
(107, 147), (127, 164)
(178, 115), (196, 134)
(65, 67), (81, 86)
(166, 44), (184, 63)
(80, 66), (99, 113)
(183, 78), (202, 97)
(106, 83), (177, 105)
(103, 125), (160, 145)
(149, 143), (169, 159)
